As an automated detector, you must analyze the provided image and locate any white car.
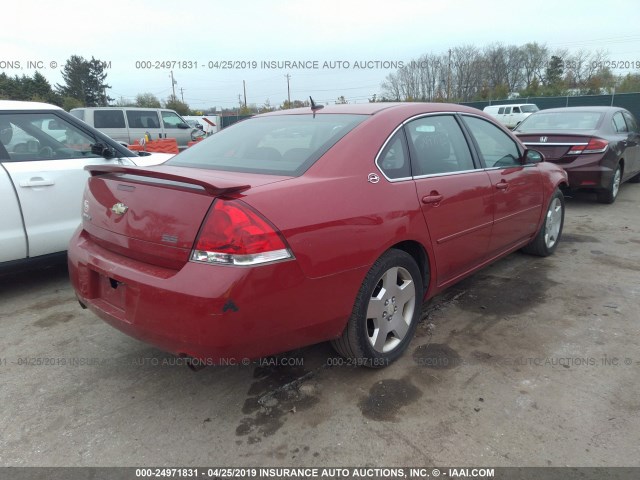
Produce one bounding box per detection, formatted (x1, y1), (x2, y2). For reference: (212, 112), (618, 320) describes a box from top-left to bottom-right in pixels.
(483, 104), (539, 129)
(0, 100), (173, 268)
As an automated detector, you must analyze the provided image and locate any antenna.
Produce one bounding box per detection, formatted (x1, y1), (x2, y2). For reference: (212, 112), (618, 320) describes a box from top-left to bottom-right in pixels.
(310, 96), (324, 111)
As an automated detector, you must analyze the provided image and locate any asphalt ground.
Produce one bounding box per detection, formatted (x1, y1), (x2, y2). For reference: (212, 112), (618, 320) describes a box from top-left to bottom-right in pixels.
(1, 184), (639, 467)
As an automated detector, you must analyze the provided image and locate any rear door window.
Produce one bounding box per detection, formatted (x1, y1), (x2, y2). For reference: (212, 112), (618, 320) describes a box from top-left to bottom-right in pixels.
(404, 115), (475, 176)
(126, 110), (161, 129)
(622, 112), (639, 133)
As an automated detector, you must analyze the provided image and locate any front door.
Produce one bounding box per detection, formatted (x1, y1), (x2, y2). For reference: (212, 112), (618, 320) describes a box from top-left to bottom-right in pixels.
(460, 115), (543, 256)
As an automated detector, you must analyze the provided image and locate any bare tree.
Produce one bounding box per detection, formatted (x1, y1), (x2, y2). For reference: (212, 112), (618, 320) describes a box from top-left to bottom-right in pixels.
(521, 42), (549, 88)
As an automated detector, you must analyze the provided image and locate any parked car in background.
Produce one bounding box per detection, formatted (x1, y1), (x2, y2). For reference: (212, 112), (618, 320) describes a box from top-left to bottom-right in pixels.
(484, 104), (539, 129)
(514, 106), (640, 204)
(0, 101), (172, 269)
(69, 102), (567, 368)
(70, 107), (202, 150)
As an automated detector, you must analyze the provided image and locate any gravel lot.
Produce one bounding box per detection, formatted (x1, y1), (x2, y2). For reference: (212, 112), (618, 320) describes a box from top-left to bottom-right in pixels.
(1, 184), (639, 468)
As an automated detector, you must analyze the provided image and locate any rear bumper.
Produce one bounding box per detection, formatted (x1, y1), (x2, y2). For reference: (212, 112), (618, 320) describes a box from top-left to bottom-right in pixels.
(550, 154), (612, 190)
(68, 228), (366, 362)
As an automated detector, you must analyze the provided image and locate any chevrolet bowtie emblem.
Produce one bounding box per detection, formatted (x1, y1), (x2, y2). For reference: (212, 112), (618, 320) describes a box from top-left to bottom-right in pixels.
(111, 202), (129, 215)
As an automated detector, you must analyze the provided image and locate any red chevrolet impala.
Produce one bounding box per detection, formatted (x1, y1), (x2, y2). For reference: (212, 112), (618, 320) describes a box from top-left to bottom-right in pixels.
(68, 103), (568, 368)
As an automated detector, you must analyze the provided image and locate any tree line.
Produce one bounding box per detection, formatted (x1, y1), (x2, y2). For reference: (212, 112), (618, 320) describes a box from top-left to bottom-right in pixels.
(3, 47), (640, 114)
(379, 42), (640, 102)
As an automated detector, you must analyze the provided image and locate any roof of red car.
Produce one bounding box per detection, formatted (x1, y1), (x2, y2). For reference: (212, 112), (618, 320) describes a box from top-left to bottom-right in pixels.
(259, 102), (482, 117)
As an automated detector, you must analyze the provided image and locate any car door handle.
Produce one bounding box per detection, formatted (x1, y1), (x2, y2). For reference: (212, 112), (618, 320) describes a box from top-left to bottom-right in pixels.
(19, 178), (55, 188)
(495, 181), (509, 190)
(422, 193), (444, 204)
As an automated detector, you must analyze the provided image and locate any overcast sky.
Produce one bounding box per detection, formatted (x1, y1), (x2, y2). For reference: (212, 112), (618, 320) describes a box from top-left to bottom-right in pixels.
(2, 0), (639, 110)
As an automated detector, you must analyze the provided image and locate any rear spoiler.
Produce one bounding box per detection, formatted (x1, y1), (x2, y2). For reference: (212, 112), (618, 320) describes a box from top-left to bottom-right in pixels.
(85, 165), (250, 196)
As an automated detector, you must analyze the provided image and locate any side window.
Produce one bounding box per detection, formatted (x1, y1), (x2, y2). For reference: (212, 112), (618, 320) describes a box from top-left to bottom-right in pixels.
(498, 107), (505, 114)
(94, 110), (126, 128)
(162, 111), (186, 129)
(462, 115), (521, 168)
(504, 107), (512, 114)
(376, 130), (411, 179)
(612, 112), (628, 133)
(622, 112), (639, 133)
(0, 113), (103, 162)
(512, 106), (521, 113)
(405, 115), (474, 176)
(126, 110), (161, 129)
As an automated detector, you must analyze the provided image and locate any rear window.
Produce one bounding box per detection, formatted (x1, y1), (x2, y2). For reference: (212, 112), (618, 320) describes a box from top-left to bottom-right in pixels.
(520, 105), (539, 113)
(517, 111), (603, 131)
(167, 114), (368, 176)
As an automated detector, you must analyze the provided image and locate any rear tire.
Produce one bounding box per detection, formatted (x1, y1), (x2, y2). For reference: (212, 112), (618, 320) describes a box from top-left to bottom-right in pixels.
(597, 164), (622, 204)
(522, 189), (564, 257)
(331, 249), (423, 368)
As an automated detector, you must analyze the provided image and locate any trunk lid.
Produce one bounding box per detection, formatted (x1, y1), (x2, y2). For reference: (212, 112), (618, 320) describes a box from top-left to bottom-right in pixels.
(82, 165), (290, 269)
(516, 131), (597, 162)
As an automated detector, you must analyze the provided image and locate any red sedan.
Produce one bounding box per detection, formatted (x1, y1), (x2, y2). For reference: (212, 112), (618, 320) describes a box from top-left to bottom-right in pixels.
(68, 103), (568, 368)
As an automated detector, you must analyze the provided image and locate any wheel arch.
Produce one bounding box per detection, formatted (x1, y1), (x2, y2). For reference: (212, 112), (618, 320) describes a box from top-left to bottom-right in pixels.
(388, 240), (431, 296)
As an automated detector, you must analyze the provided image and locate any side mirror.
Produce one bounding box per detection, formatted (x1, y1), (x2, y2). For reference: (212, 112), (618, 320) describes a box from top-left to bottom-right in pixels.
(523, 149), (544, 164)
(177, 122), (190, 129)
(91, 142), (116, 159)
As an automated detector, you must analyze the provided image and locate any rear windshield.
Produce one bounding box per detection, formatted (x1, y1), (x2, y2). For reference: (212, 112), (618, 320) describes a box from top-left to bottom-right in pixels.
(166, 114), (367, 176)
(520, 105), (539, 113)
(517, 111), (603, 131)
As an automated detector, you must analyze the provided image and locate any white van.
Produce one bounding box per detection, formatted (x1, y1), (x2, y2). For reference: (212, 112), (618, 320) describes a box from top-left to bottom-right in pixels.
(70, 107), (200, 150)
(483, 104), (539, 129)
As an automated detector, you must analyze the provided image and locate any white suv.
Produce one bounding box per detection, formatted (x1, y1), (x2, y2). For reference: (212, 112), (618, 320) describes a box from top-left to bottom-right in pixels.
(0, 100), (173, 268)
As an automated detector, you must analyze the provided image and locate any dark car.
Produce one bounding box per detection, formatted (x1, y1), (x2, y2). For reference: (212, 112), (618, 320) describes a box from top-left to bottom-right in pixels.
(514, 106), (640, 204)
(68, 103), (567, 368)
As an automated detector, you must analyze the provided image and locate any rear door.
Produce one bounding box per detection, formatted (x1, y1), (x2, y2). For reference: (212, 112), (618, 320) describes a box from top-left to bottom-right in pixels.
(405, 114), (494, 286)
(461, 115), (543, 256)
(0, 110), (126, 258)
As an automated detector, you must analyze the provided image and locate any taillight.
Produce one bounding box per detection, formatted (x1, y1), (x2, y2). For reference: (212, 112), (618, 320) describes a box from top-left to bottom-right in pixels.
(583, 138), (609, 154)
(567, 138), (608, 155)
(191, 199), (292, 266)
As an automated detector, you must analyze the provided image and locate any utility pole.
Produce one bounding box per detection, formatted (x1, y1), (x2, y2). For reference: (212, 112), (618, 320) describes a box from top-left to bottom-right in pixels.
(243, 80), (247, 108)
(285, 74), (291, 108)
(170, 70), (177, 99)
(180, 87), (185, 103)
(447, 49), (452, 102)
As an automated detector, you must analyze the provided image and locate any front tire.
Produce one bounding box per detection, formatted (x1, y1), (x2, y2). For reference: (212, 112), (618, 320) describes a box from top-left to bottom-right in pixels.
(522, 189), (564, 257)
(331, 249), (423, 368)
(597, 164), (622, 204)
